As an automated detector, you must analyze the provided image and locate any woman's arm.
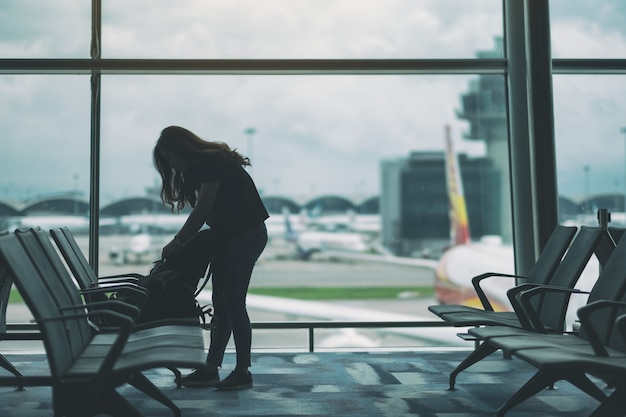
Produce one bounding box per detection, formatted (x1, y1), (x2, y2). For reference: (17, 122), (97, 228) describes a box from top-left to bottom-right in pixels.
(162, 182), (219, 258)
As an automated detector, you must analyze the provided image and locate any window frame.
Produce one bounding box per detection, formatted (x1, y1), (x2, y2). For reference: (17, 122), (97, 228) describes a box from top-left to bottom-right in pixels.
(2, 0), (626, 276)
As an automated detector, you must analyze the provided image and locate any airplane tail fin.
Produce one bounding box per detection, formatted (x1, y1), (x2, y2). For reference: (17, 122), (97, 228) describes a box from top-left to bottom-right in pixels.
(444, 125), (471, 246)
(282, 206), (298, 243)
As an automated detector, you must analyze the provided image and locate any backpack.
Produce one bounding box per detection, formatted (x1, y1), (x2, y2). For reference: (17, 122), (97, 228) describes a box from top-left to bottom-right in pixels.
(115, 229), (215, 325)
(150, 229), (214, 291)
(136, 270), (203, 323)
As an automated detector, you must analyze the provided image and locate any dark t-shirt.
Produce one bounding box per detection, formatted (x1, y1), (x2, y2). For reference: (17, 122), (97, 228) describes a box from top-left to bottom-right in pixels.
(186, 152), (269, 237)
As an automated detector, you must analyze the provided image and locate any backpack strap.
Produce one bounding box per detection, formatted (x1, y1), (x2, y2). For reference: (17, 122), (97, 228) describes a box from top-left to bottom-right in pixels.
(194, 257), (213, 298)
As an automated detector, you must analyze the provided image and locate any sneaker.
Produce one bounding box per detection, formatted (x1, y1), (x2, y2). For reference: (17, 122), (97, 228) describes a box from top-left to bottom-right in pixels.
(215, 370), (253, 390)
(180, 368), (220, 387)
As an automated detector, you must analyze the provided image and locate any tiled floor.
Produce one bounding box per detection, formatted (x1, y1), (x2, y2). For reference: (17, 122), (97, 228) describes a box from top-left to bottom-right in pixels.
(0, 348), (602, 417)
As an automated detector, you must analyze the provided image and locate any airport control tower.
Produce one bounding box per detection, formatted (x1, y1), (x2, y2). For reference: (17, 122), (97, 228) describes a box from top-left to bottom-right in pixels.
(456, 37), (512, 244)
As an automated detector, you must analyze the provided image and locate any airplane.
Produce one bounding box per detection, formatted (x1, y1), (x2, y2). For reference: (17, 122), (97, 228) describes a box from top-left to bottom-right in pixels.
(272, 126), (516, 308)
(303, 210), (381, 235)
(8, 215), (90, 235)
(105, 209), (376, 265)
(432, 126), (606, 321)
(3, 212), (186, 265)
(431, 125), (517, 311)
(107, 230), (171, 265)
(101, 213), (188, 235)
(302, 125), (601, 321)
(104, 213), (187, 265)
(264, 211), (305, 242)
(281, 207), (378, 260)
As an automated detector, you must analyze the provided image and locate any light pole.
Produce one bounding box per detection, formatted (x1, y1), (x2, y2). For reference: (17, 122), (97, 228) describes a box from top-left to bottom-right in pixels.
(244, 127), (256, 174)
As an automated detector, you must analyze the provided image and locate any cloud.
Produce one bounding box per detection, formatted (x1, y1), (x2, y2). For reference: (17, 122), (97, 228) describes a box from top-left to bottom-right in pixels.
(101, 0), (502, 59)
(90, 74), (475, 199)
(553, 75), (626, 198)
(0, 75), (90, 199)
(1, 1), (626, 204)
(0, 1), (90, 57)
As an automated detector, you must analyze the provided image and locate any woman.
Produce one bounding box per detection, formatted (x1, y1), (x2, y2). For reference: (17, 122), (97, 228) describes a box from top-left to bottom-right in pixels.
(154, 126), (269, 390)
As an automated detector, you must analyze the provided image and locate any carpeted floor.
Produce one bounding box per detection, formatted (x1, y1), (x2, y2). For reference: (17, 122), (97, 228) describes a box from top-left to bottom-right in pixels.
(0, 349), (601, 416)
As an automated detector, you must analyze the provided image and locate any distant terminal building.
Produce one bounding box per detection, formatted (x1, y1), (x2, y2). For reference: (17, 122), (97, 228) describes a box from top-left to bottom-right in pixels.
(0, 190), (613, 240)
(381, 151), (501, 257)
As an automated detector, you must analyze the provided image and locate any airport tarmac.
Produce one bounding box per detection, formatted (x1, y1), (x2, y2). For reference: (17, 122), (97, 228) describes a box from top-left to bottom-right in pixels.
(91, 234), (436, 289)
(4, 236), (459, 353)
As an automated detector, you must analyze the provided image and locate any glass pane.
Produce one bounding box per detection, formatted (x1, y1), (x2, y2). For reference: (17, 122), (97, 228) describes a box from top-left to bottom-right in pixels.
(0, 75), (91, 222)
(102, 0), (503, 59)
(550, 0), (626, 58)
(554, 75), (626, 224)
(553, 76), (626, 326)
(98, 71), (512, 347)
(0, 1), (91, 58)
(0, 74), (90, 332)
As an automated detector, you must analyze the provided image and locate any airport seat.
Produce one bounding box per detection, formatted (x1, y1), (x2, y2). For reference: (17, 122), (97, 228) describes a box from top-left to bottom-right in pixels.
(48, 226), (154, 330)
(450, 231), (626, 416)
(0, 246), (24, 386)
(608, 226), (625, 245)
(443, 226), (615, 390)
(428, 224), (578, 321)
(49, 226), (147, 296)
(486, 302), (626, 417)
(0, 228), (208, 417)
(51, 226), (210, 330)
(444, 227), (613, 330)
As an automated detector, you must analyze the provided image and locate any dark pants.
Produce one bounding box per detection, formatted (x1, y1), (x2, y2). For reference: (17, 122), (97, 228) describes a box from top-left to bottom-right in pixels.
(206, 222), (267, 370)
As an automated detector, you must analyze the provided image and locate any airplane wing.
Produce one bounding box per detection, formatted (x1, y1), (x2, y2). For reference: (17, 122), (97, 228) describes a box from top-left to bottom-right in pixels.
(317, 250), (439, 270)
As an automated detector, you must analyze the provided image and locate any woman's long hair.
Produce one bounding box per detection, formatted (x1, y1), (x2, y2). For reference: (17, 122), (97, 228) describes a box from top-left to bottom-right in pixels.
(153, 126), (250, 211)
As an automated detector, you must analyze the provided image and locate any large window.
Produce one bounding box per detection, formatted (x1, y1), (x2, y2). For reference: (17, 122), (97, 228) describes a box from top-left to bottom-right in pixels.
(548, 1), (626, 323)
(0, 75), (90, 205)
(553, 75), (626, 223)
(1, 1), (522, 350)
(550, 1), (626, 224)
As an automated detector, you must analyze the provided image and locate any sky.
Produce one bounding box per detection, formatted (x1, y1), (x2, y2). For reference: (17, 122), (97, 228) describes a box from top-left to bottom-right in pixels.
(1, 0), (626, 205)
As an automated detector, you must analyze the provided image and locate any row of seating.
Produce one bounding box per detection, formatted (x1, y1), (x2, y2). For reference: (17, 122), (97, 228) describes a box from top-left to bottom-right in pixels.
(0, 228), (208, 417)
(429, 225), (626, 417)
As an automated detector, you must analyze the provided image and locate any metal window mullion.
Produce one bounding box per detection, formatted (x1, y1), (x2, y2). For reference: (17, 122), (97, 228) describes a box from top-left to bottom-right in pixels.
(89, 0), (102, 273)
(0, 58), (507, 75)
(553, 59), (626, 74)
(524, 0), (559, 249)
(3, 58), (626, 75)
(504, 0), (536, 279)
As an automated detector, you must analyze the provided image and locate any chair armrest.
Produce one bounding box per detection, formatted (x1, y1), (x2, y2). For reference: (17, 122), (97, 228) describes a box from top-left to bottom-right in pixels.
(577, 300), (626, 357)
(89, 280), (143, 290)
(61, 300), (142, 321)
(81, 284), (148, 303)
(507, 283), (542, 330)
(40, 308), (135, 329)
(517, 285), (588, 333)
(471, 272), (526, 312)
(97, 273), (143, 283)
